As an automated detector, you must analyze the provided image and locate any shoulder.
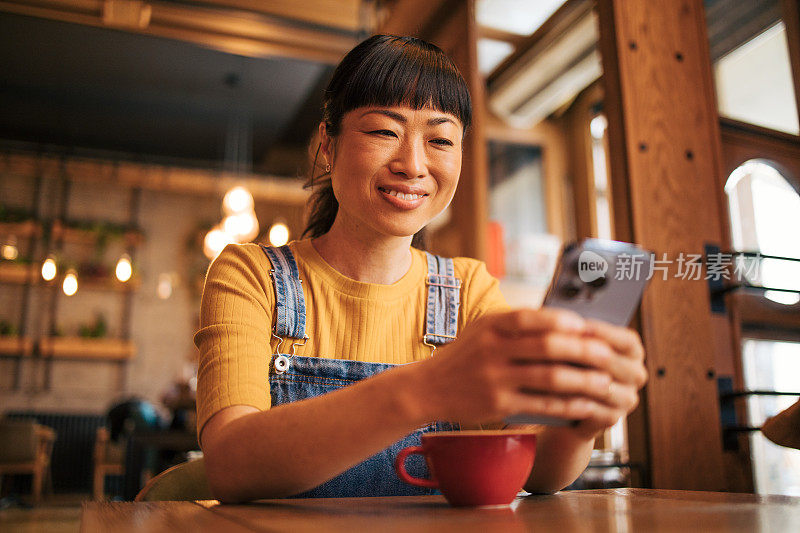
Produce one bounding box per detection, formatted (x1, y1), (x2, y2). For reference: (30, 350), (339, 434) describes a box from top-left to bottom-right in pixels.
(201, 243), (274, 314)
(206, 242), (270, 283)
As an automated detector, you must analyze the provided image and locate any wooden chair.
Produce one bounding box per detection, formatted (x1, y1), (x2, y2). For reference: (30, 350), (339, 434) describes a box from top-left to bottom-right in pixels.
(0, 419), (56, 505)
(93, 426), (125, 501)
(135, 458), (214, 502)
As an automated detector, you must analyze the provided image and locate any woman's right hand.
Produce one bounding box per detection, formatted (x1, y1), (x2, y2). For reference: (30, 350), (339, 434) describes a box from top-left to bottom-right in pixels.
(420, 308), (620, 426)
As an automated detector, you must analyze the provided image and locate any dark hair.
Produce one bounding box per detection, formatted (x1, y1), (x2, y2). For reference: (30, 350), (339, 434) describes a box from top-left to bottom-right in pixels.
(302, 34), (472, 247)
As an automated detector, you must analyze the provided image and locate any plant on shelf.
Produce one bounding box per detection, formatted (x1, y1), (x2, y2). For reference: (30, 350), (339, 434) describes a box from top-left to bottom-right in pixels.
(0, 204), (35, 224)
(78, 313), (108, 339)
(0, 319), (19, 337)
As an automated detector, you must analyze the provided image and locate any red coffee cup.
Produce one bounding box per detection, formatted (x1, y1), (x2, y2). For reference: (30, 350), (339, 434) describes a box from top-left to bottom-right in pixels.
(394, 430), (537, 507)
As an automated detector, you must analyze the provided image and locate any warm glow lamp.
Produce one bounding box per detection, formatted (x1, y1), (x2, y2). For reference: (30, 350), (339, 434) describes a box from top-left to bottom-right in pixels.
(204, 226), (234, 260)
(268, 222), (290, 247)
(42, 256), (57, 281)
(223, 186), (254, 215)
(63, 270), (78, 296)
(115, 254), (133, 282)
(222, 211), (259, 242)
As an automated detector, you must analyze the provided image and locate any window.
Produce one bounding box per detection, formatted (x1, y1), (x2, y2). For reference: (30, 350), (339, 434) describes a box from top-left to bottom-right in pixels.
(725, 160), (800, 496)
(741, 339), (800, 496)
(713, 21), (799, 135)
(725, 160), (800, 305)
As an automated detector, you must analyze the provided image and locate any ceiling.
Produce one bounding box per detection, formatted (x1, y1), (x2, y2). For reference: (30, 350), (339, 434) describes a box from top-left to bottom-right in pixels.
(0, 11), (333, 173)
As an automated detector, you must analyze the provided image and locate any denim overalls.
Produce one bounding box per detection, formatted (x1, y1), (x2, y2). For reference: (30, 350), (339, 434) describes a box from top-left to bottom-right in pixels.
(261, 244), (461, 497)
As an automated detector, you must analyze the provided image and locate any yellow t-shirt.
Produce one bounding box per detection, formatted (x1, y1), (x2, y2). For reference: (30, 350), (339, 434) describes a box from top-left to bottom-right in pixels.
(194, 239), (509, 434)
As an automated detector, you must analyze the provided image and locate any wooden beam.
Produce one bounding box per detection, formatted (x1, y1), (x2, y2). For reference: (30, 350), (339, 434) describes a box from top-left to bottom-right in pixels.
(0, 0), (356, 64)
(378, 0), (447, 37)
(477, 24), (525, 45)
(597, 0), (728, 491)
(0, 151), (309, 205)
(193, 0), (363, 33)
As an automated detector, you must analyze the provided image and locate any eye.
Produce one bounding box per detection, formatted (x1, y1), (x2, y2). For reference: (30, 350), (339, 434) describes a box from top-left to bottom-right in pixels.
(430, 138), (454, 147)
(369, 129), (397, 137)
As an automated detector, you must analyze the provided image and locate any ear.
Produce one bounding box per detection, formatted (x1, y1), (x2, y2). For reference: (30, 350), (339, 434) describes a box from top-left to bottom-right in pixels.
(318, 122), (334, 166)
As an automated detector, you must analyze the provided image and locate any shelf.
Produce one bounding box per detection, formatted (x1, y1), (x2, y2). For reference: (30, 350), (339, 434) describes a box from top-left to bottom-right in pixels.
(0, 220), (40, 239)
(39, 336), (135, 361)
(78, 276), (141, 293)
(0, 262), (37, 284)
(0, 336), (33, 356)
(52, 219), (144, 246)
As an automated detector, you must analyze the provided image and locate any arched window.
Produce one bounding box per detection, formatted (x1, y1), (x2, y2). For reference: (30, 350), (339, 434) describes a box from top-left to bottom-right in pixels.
(725, 159), (800, 305)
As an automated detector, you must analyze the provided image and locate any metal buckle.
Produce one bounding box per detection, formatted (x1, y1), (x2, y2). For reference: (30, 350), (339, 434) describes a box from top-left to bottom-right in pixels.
(271, 332), (309, 374)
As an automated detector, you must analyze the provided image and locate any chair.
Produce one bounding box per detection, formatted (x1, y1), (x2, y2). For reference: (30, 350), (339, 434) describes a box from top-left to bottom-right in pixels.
(0, 419), (56, 504)
(93, 426), (126, 500)
(134, 458), (214, 502)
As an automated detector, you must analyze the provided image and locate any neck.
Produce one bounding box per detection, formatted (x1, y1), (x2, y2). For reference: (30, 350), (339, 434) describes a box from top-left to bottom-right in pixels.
(311, 219), (414, 285)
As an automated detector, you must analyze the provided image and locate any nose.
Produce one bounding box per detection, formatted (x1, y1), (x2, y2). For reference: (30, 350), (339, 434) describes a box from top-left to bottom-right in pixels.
(389, 138), (427, 179)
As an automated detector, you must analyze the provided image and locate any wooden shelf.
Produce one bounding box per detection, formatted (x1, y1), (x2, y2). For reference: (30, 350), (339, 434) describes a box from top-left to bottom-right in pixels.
(0, 220), (40, 239)
(0, 262), (36, 284)
(52, 220), (143, 246)
(0, 336), (33, 356)
(78, 276), (141, 293)
(39, 337), (135, 361)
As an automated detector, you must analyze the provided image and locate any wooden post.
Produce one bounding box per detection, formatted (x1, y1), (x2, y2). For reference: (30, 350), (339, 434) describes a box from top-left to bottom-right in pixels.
(597, 0), (728, 490)
(381, 0), (489, 260)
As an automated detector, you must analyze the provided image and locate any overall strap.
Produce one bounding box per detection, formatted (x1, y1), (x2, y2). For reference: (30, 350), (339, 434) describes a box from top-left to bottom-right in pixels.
(423, 253), (461, 347)
(260, 244), (306, 340)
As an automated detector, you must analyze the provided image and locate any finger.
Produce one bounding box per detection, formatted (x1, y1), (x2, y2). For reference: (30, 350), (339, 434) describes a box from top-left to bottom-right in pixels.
(505, 364), (612, 402)
(605, 354), (649, 388)
(504, 332), (614, 369)
(602, 381), (640, 411)
(493, 308), (585, 337)
(503, 391), (596, 421)
(584, 320), (644, 360)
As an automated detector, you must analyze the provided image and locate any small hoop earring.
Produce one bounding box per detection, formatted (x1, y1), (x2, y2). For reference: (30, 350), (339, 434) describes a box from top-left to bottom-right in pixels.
(325, 164), (331, 173)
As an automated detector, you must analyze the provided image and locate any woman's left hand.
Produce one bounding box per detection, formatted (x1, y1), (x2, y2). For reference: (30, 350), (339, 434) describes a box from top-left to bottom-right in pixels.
(569, 319), (648, 439)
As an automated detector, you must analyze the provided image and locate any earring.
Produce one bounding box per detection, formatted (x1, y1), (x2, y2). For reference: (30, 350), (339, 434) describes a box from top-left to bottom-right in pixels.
(325, 163), (331, 173)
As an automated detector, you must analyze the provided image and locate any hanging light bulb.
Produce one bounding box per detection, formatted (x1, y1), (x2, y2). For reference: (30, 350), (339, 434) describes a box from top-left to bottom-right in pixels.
(203, 226), (235, 260)
(222, 211), (259, 242)
(63, 269), (78, 296)
(1, 235), (18, 260)
(42, 256), (57, 281)
(115, 254), (133, 282)
(269, 222), (290, 247)
(223, 186), (254, 215)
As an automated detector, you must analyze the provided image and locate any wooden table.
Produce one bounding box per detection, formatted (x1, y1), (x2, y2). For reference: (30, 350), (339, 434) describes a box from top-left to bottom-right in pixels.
(81, 488), (800, 532)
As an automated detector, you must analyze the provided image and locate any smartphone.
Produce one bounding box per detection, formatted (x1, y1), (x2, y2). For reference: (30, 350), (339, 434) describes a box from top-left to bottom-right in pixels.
(505, 239), (652, 426)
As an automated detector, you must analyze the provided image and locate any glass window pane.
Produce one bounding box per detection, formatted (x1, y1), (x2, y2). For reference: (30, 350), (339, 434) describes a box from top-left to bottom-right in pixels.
(724, 160), (800, 305)
(714, 22), (799, 135)
(742, 339), (800, 496)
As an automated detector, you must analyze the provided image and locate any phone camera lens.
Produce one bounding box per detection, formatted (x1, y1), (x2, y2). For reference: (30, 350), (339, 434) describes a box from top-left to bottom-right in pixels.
(587, 276), (607, 289)
(561, 280), (582, 299)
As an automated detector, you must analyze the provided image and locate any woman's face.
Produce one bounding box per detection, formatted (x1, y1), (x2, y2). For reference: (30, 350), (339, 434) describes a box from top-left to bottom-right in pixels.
(320, 105), (464, 241)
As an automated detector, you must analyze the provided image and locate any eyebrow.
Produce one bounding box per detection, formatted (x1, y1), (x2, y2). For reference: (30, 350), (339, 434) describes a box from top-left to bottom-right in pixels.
(360, 109), (459, 127)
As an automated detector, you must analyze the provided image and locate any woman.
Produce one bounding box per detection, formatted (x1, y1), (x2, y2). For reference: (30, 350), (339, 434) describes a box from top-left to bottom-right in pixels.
(195, 34), (647, 503)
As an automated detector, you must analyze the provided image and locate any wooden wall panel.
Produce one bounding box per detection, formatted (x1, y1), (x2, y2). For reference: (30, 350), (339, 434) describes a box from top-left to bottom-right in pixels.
(598, 0), (728, 490)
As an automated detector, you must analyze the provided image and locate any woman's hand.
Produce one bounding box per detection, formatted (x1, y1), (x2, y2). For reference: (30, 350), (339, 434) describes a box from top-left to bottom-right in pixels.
(569, 319), (647, 438)
(421, 308), (647, 437)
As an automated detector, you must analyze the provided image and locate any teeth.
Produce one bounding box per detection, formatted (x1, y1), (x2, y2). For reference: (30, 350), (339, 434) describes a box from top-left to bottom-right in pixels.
(382, 188), (423, 200)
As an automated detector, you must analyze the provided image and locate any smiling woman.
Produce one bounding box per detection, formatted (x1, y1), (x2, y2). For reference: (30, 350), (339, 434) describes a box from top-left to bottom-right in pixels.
(194, 34), (647, 503)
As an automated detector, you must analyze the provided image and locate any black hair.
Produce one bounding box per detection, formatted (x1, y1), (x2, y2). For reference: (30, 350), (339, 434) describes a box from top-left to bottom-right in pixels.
(303, 34), (472, 245)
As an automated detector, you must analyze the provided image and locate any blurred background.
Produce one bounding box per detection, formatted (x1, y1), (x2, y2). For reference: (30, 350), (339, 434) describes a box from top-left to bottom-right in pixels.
(0, 0), (798, 510)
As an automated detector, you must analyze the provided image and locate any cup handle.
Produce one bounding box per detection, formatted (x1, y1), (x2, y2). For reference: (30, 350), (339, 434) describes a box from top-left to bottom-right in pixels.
(394, 446), (438, 489)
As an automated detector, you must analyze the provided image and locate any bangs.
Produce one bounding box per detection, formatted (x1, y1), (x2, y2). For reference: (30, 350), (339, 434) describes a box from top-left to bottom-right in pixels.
(326, 36), (472, 132)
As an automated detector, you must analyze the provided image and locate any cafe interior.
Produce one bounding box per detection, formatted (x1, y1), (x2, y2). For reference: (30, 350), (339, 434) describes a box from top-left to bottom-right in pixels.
(1, 0), (799, 530)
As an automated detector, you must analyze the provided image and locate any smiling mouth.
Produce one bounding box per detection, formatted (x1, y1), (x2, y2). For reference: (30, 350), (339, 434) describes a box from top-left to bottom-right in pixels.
(377, 187), (428, 201)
